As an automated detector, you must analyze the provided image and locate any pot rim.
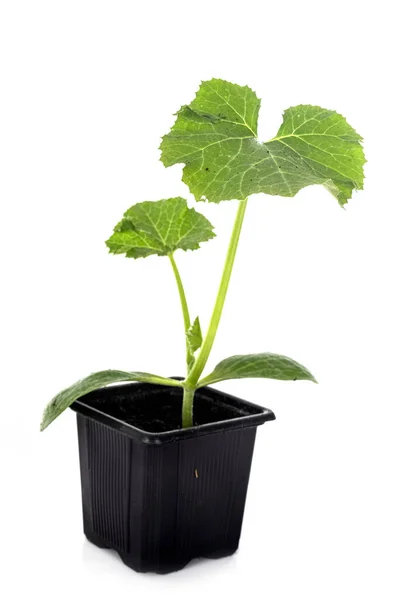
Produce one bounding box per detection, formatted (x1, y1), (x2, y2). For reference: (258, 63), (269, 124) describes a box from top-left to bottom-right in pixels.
(70, 380), (275, 445)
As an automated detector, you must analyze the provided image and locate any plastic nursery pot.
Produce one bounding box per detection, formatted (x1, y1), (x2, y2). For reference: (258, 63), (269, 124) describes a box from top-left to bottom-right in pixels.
(70, 380), (275, 574)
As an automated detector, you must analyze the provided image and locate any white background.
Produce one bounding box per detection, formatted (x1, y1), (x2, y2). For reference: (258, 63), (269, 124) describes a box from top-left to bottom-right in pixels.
(1, 1), (406, 598)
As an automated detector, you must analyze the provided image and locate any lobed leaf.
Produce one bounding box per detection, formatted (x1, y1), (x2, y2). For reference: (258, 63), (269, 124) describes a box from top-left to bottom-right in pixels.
(106, 197), (215, 260)
(40, 370), (182, 431)
(160, 79), (365, 206)
(197, 352), (317, 388)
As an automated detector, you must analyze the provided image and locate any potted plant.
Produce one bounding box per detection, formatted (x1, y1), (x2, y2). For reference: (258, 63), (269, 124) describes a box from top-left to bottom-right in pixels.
(41, 79), (365, 574)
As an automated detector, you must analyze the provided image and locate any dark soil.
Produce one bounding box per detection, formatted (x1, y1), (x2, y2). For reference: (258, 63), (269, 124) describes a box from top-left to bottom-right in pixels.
(80, 383), (260, 433)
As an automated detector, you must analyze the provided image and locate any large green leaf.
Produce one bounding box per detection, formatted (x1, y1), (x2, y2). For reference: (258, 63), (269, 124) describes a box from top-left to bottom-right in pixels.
(106, 197), (215, 259)
(40, 370), (182, 431)
(160, 79), (365, 206)
(197, 353), (317, 388)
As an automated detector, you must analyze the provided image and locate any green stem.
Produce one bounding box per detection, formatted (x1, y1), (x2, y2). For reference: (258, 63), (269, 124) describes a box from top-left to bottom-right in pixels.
(169, 252), (191, 332)
(186, 198), (248, 389)
(182, 387), (195, 428)
(168, 252), (192, 370)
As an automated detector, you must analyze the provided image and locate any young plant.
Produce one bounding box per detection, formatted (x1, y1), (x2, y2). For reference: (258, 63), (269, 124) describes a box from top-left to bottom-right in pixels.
(40, 79), (365, 432)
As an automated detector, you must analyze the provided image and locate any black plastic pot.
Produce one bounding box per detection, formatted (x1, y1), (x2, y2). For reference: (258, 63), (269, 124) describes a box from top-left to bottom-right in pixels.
(71, 380), (275, 574)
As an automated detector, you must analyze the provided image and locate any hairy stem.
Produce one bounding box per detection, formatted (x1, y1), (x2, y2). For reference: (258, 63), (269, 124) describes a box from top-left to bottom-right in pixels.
(168, 252), (192, 370)
(186, 198), (248, 389)
(182, 387), (195, 428)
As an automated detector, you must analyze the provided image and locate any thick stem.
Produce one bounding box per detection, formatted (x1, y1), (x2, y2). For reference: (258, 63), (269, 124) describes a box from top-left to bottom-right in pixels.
(168, 252), (192, 370)
(182, 387), (195, 428)
(186, 198), (248, 389)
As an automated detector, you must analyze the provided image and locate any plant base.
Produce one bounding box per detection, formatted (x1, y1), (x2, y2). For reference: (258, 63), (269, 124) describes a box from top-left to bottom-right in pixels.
(71, 381), (275, 574)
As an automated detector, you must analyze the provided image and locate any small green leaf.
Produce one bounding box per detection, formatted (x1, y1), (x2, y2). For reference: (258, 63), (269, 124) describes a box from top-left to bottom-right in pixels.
(187, 317), (202, 354)
(186, 317), (203, 371)
(197, 353), (317, 388)
(160, 79), (365, 206)
(40, 370), (182, 431)
(106, 197), (215, 260)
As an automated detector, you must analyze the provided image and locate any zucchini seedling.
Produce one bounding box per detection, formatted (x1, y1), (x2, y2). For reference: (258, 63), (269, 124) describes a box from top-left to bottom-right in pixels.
(40, 79), (365, 431)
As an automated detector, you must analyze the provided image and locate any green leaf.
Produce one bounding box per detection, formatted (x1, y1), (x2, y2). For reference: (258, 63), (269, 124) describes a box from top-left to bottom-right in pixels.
(40, 370), (182, 431)
(106, 197), (215, 260)
(160, 79), (365, 206)
(186, 317), (203, 354)
(197, 352), (317, 388)
(186, 316), (202, 370)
